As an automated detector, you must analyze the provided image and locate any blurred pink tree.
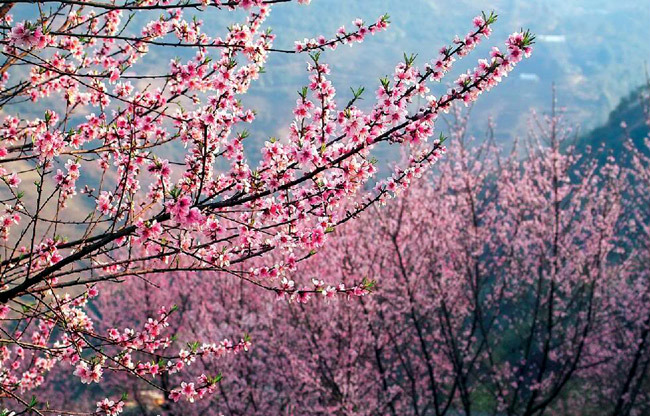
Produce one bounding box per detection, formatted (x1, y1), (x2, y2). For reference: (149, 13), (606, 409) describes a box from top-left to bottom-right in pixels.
(41, 101), (650, 415)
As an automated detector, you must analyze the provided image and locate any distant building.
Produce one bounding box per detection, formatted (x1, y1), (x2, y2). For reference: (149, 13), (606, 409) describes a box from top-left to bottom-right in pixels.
(537, 34), (567, 43)
(519, 73), (540, 82)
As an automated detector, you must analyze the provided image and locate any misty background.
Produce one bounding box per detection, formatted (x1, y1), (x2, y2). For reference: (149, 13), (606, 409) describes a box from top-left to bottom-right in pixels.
(237, 0), (650, 154)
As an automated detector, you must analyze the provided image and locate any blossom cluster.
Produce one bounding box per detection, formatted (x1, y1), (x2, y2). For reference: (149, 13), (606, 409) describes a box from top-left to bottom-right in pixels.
(294, 14), (390, 52)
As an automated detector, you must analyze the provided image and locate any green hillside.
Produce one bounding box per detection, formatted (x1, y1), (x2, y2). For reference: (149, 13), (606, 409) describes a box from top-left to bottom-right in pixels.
(577, 84), (649, 161)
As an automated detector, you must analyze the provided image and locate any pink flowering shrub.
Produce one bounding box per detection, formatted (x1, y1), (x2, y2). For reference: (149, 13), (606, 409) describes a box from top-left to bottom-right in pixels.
(0, 1), (533, 414)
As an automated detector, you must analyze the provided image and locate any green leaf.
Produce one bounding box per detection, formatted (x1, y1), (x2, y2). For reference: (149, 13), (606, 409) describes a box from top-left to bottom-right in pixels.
(403, 52), (417, 67)
(362, 277), (377, 292)
(208, 373), (223, 384)
(168, 186), (181, 199)
(350, 86), (365, 100)
(187, 341), (200, 353)
(380, 76), (390, 90)
(482, 10), (498, 25)
(309, 51), (321, 63)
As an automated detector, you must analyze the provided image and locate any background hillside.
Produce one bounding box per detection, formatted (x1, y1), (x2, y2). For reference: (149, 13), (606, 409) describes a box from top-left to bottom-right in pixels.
(576, 83), (649, 161)
(240, 0), (650, 150)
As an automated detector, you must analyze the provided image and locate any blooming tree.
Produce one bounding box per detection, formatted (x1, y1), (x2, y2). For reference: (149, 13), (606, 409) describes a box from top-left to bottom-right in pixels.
(0, 0), (533, 413)
(37, 101), (650, 416)
(253, 104), (636, 416)
(592, 84), (650, 416)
